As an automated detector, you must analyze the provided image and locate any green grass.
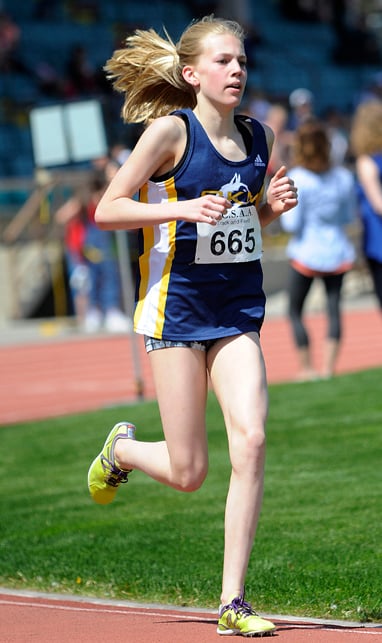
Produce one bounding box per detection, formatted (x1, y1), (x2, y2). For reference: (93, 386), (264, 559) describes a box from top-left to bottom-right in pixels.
(1, 368), (381, 622)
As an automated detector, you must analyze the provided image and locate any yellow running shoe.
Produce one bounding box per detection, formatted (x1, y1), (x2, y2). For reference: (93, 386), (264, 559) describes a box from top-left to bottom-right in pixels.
(217, 593), (276, 637)
(88, 422), (136, 505)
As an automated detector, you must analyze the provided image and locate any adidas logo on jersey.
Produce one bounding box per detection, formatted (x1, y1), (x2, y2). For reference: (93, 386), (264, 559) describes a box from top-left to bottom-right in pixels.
(254, 154), (265, 167)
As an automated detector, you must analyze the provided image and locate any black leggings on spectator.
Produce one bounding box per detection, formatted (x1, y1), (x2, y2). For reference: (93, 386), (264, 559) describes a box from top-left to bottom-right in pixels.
(288, 266), (344, 348)
(367, 257), (382, 309)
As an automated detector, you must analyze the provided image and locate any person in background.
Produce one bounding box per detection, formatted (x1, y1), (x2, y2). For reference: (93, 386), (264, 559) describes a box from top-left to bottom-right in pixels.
(0, 10), (30, 75)
(64, 43), (98, 97)
(87, 15), (297, 638)
(55, 169), (132, 333)
(288, 88), (349, 166)
(288, 87), (315, 130)
(322, 105), (349, 167)
(350, 99), (382, 310)
(280, 119), (357, 380)
(264, 102), (294, 176)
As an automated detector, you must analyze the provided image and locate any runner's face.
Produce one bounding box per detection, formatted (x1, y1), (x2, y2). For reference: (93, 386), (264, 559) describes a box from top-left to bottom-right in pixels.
(191, 33), (247, 106)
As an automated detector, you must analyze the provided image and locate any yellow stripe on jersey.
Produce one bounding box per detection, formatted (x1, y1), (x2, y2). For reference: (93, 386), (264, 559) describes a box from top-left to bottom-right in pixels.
(134, 228), (154, 331)
(134, 177), (178, 338)
(154, 178), (177, 336)
(134, 183), (151, 330)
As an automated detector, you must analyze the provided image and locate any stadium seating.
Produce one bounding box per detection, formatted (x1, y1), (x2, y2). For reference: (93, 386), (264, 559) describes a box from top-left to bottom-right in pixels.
(0, 0), (381, 179)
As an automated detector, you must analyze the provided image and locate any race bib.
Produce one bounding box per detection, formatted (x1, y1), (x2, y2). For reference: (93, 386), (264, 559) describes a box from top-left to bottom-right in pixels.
(195, 204), (262, 264)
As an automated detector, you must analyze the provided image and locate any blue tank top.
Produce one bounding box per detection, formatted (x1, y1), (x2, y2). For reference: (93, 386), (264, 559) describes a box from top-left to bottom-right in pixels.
(356, 153), (382, 262)
(134, 108), (269, 341)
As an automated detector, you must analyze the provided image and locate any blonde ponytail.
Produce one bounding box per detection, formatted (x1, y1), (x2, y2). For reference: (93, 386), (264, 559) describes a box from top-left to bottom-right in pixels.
(105, 28), (194, 124)
(105, 15), (245, 125)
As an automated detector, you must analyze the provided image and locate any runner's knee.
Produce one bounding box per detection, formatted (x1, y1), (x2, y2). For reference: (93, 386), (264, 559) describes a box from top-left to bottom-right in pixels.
(172, 460), (208, 492)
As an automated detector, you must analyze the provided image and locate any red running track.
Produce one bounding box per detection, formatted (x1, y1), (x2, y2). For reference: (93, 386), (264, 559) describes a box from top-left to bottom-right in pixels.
(0, 307), (381, 426)
(0, 591), (381, 643)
